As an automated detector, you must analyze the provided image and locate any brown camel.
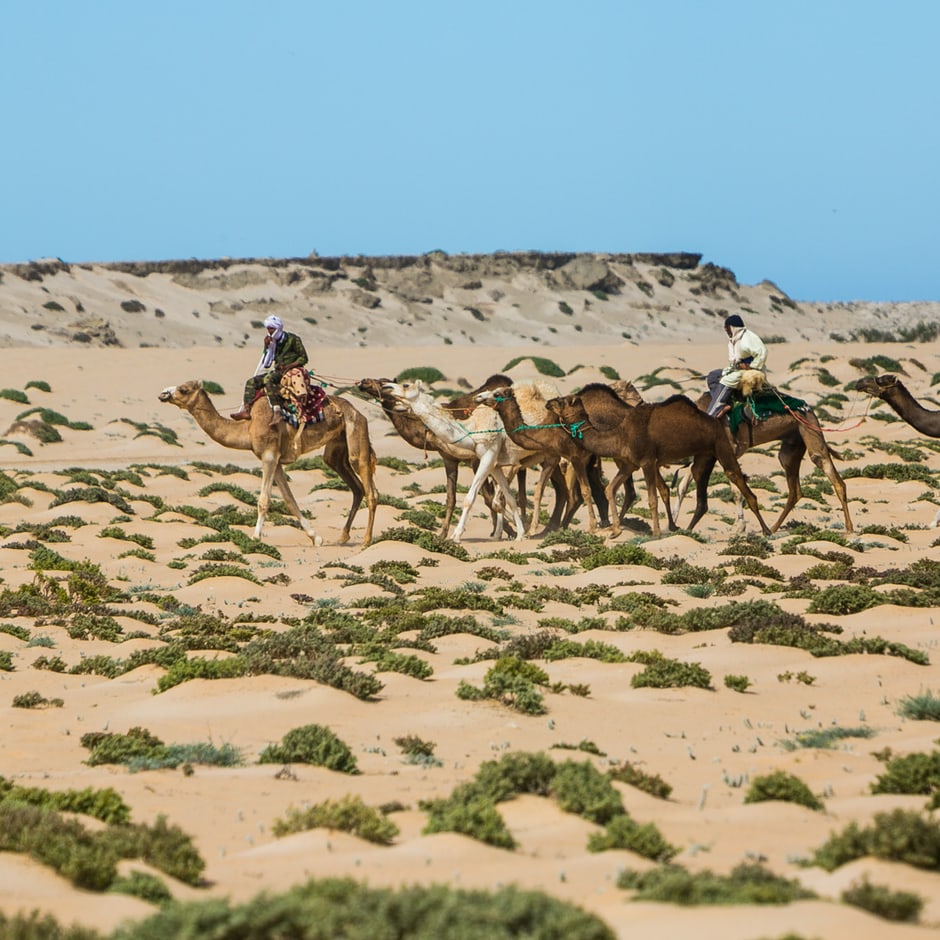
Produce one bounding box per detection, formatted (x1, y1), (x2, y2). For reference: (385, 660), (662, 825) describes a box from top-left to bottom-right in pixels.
(547, 384), (771, 538)
(358, 374), (546, 538)
(675, 390), (853, 533)
(855, 374), (940, 437)
(158, 380), (377, 546)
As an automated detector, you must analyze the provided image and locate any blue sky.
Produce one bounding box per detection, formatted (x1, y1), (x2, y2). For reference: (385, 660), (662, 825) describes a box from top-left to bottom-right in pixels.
(2, 1), (937, 302)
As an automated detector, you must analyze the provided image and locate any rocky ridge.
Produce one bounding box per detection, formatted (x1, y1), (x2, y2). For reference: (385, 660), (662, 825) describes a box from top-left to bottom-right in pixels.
(0, 251), (934, 349)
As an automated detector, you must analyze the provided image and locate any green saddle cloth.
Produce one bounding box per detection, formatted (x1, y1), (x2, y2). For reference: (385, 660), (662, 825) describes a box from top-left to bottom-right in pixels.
(727, 389), (807, 435)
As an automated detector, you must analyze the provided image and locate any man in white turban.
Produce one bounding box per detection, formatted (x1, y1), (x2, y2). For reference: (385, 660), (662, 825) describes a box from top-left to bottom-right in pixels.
(230, 315), (309, 423)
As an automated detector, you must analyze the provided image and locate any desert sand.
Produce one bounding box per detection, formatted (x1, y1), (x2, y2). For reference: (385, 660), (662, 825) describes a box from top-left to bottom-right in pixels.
(1, 254), (940, 938)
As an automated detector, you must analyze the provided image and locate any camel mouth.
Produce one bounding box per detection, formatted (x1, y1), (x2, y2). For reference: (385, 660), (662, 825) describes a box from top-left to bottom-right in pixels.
(157, 387), (175, 402)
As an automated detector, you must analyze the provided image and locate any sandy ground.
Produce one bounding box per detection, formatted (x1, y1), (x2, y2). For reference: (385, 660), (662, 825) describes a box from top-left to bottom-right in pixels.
(1, 332), (940, 939)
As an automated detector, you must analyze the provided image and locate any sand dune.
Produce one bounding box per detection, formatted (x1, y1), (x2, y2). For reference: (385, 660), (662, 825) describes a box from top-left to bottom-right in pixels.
(0, 324), (939, 938)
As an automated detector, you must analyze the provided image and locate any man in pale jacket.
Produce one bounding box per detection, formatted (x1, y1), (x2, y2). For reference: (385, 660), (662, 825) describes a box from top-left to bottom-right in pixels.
(705, 314), (767, 417)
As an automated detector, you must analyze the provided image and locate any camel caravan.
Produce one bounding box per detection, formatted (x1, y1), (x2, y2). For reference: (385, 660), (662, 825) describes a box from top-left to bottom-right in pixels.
(152, 358), (922, 548)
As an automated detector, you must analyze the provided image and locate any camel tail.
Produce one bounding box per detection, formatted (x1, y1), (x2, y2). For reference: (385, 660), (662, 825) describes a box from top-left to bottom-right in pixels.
(827, 445), (846, 462)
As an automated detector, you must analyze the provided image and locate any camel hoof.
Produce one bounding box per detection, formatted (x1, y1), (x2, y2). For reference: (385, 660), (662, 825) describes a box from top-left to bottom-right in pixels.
(311, 534), (324, 547)
(337, 530), (351, 545)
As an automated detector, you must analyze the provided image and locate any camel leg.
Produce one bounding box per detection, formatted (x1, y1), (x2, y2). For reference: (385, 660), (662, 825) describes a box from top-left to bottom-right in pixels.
(717, 454), (771, 536)
(642, 465), (662, 538)
(564, 455), (610, 529)
(686, 455), (716, 531)
(526, 460), (559, 536)
(674, 467), (693, 518)
(321, 442), (364, 545)
(569, 456), (598, 534)
(452, 447), (500, 542)
(809, 443), (853, 534)
(488, 465), (526, 541)
(542, 463), (570, 533)
(769, 437), (805, 533)
(603, 473), (624, 538)
(273, 464), (323, 547)
(438, 458), (460, 538)
(254, 451), (280, 541)
(656, 469), (679, 531)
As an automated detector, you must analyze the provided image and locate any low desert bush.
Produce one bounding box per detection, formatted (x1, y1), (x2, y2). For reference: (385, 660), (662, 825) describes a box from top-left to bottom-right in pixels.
(607, 761), (673, 800)
(258, 724), (359, 774)
(810, 808), (940, 871)
(587, 814), (678, 861)
(744, 771), (823, 811)
(617, 862), (816, 905)
(272, 795), (399, 845)
(107, 878), (616, 939)
(841, 877), (923, 923)
(897, 690), (940, 721)
(628, 651), (713, 690)
(870, 749), (940, 807)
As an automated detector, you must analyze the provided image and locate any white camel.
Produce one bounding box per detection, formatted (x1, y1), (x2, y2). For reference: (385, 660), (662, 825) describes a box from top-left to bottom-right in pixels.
(381, 380), (550, 541)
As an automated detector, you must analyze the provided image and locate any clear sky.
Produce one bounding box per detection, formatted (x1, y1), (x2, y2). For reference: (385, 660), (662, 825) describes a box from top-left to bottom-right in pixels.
(2, 1), (937, 302)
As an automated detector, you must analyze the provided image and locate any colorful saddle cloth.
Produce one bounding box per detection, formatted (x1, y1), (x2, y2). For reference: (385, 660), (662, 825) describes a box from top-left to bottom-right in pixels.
(278, 368), (327, 428)
(727, 388), (808, 435)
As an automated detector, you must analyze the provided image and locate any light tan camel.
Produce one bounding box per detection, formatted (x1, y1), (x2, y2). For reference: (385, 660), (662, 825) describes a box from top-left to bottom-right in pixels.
(158, 380), (377, 546)
(358, 374), (542, 538)
(381, 379), (559, 542)
(673, 390), (853, 533)
(547, 384), (771, 538)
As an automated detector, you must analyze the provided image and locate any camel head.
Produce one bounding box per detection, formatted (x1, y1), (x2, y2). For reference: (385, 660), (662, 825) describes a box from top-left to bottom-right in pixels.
(854, 374), (899, 398)
(381, 380), (427, 406)
(546, 394), (590, 429)
(473, 386), (513, 408)
(158, 380), (204, 410)
(358, 378), (410, 412)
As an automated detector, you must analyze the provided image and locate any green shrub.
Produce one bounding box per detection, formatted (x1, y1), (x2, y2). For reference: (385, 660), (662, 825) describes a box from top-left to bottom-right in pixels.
(12, 690), (63, 708)
(109, 869), (173, 905)
(551, 760), (624, 825)
(780, 725), (875, 750)
(841, 877), (923, 922)
(811, 808), (940, 871)
(618, 862), (816, 905)
(607, 761), (673, 800)
(587, 814), (678, 861)
(0, 910), (101, 938)
(870, 749), (940, 807)
(501, 356), (566, 378)
(258, 724), (359, 774)
(629, 652), (713, 690)
(422, 793), (516, 849)
(370, 651), (433, 679)
(472, 751), (557, 801)
(395, 366), (446, 384)
(81, 727), (167, 767)
(582, 543), (661, 570)
(898, 690), (940, 721)
(273, 795), (399, 844)
(456, 655), (549, 715)
(744, 771), (823, 811)
(108, 878), (616, 939)
(724, 674), (751, 693)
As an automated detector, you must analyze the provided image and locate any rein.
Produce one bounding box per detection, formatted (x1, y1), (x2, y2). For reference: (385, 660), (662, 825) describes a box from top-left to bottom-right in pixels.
(760, 386), (870, 434)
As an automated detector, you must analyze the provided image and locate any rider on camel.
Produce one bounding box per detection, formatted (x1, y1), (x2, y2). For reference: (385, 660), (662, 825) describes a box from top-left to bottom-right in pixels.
(230, 315), (309, 424)
(705, 314), (767, 418)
